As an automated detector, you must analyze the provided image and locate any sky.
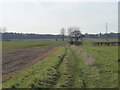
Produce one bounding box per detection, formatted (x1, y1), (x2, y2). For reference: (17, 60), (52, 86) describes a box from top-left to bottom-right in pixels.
(0, 1), (118, 34)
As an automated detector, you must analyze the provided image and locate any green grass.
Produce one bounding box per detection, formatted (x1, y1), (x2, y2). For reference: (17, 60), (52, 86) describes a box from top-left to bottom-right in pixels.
(69, 46), (101, 88)
(53, 48), (83, 88)
(2, 41), (66, 49)
(52, 42), (118, 88)
(80, 46), (118, 88)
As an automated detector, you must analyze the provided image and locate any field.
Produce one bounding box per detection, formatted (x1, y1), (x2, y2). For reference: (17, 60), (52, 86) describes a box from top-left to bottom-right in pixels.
(2, 40), (119, 88)
(2, 41), (66, 82)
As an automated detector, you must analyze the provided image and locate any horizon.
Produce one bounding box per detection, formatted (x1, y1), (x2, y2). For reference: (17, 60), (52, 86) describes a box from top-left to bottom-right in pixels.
(3, 31), (119, 35)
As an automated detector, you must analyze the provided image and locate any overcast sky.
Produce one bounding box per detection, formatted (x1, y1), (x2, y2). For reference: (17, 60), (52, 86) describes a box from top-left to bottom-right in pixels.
(0, 1), (118, 34)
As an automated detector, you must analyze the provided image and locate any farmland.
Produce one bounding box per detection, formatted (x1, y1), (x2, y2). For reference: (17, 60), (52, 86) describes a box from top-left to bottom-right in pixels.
(2, 41), (66, 82)
(2, 40), (119, 88)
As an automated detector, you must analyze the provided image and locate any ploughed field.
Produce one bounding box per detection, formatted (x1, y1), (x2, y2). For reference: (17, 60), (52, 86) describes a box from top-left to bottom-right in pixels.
(2, 41), (119, 88)
(2, 41), (66, 82)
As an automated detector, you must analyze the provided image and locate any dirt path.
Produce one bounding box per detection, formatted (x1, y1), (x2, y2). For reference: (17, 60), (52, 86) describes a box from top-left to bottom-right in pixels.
(71, 46), (96, 66)
(70, 45), (100, 88)
(2, 47), (58, 82)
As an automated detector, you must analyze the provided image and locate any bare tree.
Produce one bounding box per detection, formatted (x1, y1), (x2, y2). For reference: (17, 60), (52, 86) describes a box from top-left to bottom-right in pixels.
(68, 26), (83, 41)
(68, 27), (73, 41)
(60, 28), (65, 41)
(72, 30), (81, 41)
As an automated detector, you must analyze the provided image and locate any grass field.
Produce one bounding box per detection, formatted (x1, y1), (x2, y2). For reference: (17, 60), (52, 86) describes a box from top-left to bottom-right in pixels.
(2, 40), (119, 88)
(2, 41), (66, 49)
(80, 46), (118, 88)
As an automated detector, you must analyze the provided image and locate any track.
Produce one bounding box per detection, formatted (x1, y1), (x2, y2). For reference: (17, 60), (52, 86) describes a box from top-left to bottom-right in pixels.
(52, 45), (100, 88)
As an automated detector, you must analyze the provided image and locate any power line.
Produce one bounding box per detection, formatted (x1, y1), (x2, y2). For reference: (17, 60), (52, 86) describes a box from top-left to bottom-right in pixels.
(106, 22), (108, 34)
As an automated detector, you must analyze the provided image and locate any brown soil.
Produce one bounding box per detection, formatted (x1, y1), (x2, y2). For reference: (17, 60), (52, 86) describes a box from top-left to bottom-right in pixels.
(2, 47), (58, 82)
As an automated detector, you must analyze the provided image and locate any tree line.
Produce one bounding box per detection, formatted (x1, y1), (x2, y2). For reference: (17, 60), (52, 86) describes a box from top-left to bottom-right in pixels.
(2, 32), (119, 41)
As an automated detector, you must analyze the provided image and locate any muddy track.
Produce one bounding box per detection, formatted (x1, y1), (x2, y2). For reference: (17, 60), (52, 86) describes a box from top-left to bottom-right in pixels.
(2, 47), (57, 82)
